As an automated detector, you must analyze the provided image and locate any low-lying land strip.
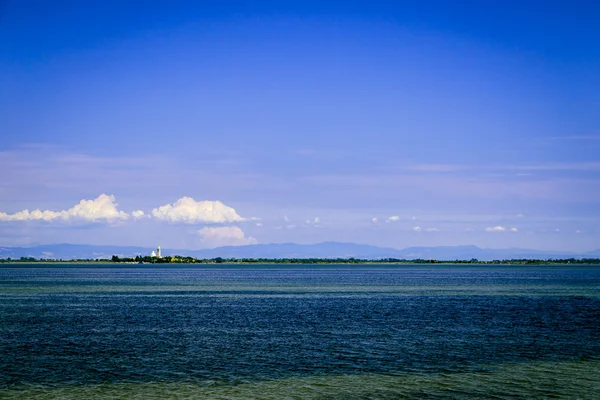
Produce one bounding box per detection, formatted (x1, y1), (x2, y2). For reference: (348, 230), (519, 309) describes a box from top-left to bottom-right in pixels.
(1, 255), (599, 265)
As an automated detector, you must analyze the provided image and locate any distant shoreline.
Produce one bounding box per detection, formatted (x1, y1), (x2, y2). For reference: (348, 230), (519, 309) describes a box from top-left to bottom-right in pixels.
(1, 258), (599, 266)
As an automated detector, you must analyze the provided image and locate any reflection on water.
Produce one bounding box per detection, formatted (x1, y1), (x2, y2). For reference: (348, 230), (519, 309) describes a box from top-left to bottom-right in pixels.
(1, 265), (599, 398)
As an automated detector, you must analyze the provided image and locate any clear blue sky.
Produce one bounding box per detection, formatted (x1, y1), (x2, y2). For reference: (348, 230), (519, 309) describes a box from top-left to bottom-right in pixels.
(1, 0), (599, 251)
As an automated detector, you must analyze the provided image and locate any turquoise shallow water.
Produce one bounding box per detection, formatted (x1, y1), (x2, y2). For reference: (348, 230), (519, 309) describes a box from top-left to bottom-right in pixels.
(1, 264), (599, 398)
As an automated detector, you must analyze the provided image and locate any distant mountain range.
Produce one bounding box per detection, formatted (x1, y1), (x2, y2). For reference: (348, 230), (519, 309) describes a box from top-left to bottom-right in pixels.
(1, 242), (598, 261)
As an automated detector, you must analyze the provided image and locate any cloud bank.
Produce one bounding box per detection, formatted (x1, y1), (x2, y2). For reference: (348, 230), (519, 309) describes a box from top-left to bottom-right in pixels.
(197, 226), (258, 248)
(151, 197), (245, 224)
(0, 194), (128, 222)
(0, 195), (247, 226)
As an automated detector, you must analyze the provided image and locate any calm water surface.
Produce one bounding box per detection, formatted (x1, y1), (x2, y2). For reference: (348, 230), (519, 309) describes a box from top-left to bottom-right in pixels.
(1, 264), (599, 399)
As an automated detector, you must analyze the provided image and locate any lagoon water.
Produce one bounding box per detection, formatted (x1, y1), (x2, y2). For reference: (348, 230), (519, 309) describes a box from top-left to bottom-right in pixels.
(1, 264), (599, 399)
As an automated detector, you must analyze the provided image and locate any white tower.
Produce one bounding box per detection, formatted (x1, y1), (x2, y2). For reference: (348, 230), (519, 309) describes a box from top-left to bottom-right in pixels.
(157, 245), (161, 258)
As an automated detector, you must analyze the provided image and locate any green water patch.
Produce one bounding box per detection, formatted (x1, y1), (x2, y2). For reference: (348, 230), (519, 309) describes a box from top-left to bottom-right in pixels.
(4, 359), (599, 399)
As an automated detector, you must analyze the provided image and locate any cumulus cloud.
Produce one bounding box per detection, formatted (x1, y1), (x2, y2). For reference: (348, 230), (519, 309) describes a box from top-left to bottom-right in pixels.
(0, 194), (128, 223)
(132, 210), (145, 219)
(387, 216), (400, 222)
(509, 227), (518, 232)
(0, 195), (253, 227)
(413, 226), (422, 232)
(372, 217), (378, 223)
(197, 226), (258, 248)
(151, 197), (245, 224)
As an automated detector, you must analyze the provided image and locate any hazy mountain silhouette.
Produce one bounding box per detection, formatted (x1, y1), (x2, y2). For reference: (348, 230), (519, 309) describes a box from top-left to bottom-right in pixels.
(0, 242), (591, 261)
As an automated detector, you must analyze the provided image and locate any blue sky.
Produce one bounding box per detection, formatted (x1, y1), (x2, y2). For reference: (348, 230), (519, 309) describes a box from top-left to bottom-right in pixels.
(1, 1), (599, 251)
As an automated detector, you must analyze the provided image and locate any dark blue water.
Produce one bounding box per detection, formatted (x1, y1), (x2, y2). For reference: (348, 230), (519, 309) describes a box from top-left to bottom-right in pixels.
(1, 265), (599, 398)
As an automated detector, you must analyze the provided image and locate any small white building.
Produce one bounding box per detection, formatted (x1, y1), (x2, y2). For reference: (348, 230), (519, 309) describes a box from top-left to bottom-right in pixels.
(150, 246), (161, 258)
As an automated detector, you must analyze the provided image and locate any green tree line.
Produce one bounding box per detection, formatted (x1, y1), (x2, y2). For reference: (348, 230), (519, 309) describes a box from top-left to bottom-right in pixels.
(3, 255), (598, 265)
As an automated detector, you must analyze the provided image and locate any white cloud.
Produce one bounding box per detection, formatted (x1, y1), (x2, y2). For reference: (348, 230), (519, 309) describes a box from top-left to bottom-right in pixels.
(151, 197), (245, 224)
(387, 216), (400, 222)
(485, 226), (516, 232)
(0, 194), (128, 223)
(132, 210), (145, 219)
(411, 216), (417, 221)
(255, 222), (263, 227)
(283, 215), (289, 222)
(517, 213), (525, 218)
(576, 229), (582, 234)
(486, 226), (518, 232)
(371, 217), (378, 223)
(411, 226), (437, 232)
(197, 226), (258, 248)
(485, 226), (506, 232)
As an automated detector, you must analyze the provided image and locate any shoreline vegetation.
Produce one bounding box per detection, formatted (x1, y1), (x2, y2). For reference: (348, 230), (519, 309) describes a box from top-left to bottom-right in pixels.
(0, 255), (599, 265)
